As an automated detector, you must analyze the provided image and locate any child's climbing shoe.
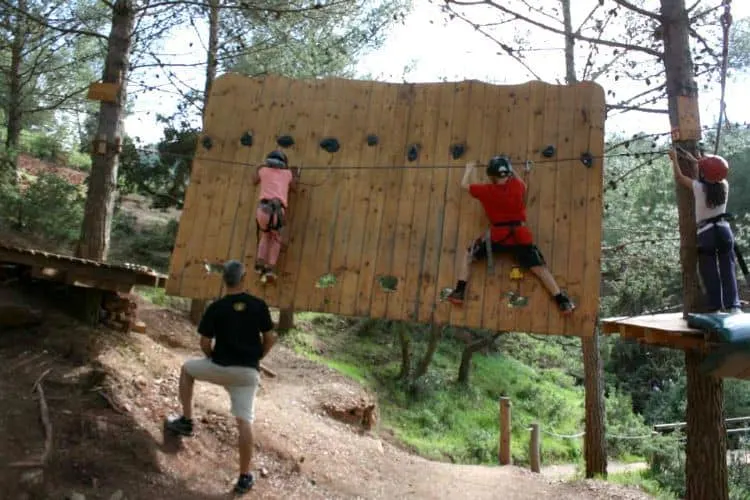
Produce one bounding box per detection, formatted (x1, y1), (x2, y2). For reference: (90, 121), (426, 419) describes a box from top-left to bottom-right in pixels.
(263, 269), (277, 283)
(555, 291), (575, 316)
(254, 263), (265, 275)
(234, 473), (255, 494)
(165, 415), (194, 436)
(446, 288), (465, 306)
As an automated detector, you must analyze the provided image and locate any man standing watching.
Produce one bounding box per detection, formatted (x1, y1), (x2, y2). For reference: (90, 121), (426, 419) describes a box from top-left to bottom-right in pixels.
(166, 260), (278, 494)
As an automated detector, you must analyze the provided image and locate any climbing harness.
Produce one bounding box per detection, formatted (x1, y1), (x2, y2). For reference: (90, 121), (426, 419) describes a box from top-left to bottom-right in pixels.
(484, 221), (525, 273)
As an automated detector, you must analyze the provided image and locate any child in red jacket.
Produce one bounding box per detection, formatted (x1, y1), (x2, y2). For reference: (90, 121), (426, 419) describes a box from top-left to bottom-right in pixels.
(446, 156), (575, 315)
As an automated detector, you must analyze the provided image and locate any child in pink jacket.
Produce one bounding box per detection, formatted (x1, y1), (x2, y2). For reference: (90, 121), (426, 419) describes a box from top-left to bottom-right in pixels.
(253, 150), (297, 282)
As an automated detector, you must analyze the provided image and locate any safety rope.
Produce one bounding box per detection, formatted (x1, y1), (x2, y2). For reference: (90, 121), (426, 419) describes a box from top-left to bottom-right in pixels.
(535, 428), (658, 440)
(714, 0), (732, 155)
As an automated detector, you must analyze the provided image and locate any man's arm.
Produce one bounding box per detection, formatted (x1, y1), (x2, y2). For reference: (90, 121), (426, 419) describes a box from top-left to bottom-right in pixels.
(261, 330), (278, 359)
(258, 301), (277, 359)
(199, 335), (213, 357)
(197, 305), (215, 358)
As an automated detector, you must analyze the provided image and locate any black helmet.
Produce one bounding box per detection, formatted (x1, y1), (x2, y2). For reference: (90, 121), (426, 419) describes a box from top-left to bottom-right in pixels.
(265, 150), (288, 168)
(487, 155), (512, 178)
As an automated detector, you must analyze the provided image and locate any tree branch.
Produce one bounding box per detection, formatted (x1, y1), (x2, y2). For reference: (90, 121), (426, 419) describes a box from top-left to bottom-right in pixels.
(606, 104), (669, 114)
(611, 0), (661, 21)
(26, 84), (92, 114)
(0, 0), (109, 40)
(447, 0), (663, 58)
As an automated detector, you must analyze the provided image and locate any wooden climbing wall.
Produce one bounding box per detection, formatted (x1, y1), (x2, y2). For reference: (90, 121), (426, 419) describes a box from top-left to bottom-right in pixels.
(166, 73), (605, 337)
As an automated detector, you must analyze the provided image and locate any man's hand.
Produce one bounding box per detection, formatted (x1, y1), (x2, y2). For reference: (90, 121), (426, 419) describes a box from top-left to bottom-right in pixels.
(261, 330), (278, 359)
(200, 336), (213, 358)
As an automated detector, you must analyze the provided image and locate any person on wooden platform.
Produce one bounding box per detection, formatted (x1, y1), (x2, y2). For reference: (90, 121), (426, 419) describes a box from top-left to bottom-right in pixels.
(166, 260), (278, 495)
(253, 150), (298, 283)
(446, 156), (575, 315)
(669, 147), (742, 314)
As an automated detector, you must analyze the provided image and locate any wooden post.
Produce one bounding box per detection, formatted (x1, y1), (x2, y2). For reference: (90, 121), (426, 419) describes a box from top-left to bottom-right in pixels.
(583, 330), (607, 478)
(529, 423), (540, 473)
(499, 397), (512, 465)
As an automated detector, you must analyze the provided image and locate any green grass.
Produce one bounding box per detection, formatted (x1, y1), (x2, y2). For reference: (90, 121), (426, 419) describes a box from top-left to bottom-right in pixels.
(284, 313), (593, 466)
(607, 470), (678, 499)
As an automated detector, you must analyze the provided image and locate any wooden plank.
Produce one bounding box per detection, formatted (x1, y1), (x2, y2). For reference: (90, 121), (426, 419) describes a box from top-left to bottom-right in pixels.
(324, 80), (375, 315)
(434, 82), (472, 326)
(354, 83), (400, 317)
(563, 84), (592, 335)
(547, 85), (576, 336)
(516, 81), (548, 334)
(581, 82), (606, 332)
(336, 82), (378, 317)
(369, 84), (414, 320)
(305, 79), (358, 313)
(274, 80), (320, 311)
(287, 80), (335, 312)
(390, 83), (435, 322)
(417, 83), (457, 324)
(451, 81), (487, 328)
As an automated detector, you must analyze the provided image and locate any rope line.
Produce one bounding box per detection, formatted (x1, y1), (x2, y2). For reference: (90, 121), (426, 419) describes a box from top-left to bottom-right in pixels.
(714, 0), (733, 155)
(132, 145), (671, 172)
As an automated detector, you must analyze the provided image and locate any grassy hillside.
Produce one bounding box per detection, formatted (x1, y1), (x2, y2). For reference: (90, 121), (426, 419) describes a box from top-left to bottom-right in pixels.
(282, 313), (651, 467)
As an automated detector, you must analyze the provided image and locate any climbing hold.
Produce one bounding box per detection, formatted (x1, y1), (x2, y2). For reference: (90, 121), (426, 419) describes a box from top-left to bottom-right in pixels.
(201, 136), (213, 150)
(366, 134), (379, 146)
(504, 291), (528, 308)
(320, 137), (340, 153)
(509, 267), (524, 280)
(240, 132), (253, 147)
(542, 145), (555, 158)
(524, 160), (533, 173)
(450, 143), (466, 160)
(439, 288), (453, 301)
(378, 275), (398, 292)
(407, 144), (421, 162)
(277, 135), (295, 148)
(580, 152), (594, 168)
(316, 273), (337, 288)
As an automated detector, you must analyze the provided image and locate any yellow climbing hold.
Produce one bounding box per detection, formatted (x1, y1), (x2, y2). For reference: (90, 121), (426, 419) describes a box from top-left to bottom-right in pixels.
(510, 267), (524, 280)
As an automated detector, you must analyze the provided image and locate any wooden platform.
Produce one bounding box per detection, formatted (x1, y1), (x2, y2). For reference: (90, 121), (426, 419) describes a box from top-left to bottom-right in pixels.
(600, 313), (718, 351)
(0, 243), (167, 293)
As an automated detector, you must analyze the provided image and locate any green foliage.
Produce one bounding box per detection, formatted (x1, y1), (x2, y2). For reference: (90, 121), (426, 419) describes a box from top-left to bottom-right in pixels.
(285, 315), (651, 466)
(109, 210), (178, 272)
(729, 17), (750, 72)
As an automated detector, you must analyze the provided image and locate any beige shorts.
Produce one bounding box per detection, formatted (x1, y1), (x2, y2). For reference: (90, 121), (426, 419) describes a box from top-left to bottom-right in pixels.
(183, 357), (260, 422)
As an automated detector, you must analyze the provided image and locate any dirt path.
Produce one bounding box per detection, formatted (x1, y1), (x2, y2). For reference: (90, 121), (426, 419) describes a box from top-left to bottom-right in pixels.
(541, 461), (648, 480)
(135, 303), (652, 500)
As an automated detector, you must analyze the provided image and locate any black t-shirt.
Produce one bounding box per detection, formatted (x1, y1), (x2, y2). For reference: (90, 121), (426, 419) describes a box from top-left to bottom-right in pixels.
(197, 292), (274, 369)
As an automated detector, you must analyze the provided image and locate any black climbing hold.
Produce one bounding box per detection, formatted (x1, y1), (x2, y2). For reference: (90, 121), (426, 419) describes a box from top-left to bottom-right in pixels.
(366, 134), (379, 146)
(542, 145), (555, 158)
(407, 143), (421, 162)
(450, 143), (466, 160)
(277, 135), (294, 148)
(240, 132), (253, 147)
(580, 152), (594, 168)
(202, 136), (213, 150)
(320, 137), (340, 153)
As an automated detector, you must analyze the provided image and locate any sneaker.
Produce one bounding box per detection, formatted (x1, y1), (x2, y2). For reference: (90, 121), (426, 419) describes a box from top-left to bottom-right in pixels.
(446, 288), (465, 306)
(254, 263), (265, 275)
(264, 269), (277, 282)
(165, 415), (193, 436)
(728, 307), (743, 315)
(554, 291), (575, 315)
(234, 473), (255, 494)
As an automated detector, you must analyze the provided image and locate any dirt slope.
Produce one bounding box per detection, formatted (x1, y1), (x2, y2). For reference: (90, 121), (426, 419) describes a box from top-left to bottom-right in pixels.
(0, 289), (652, 499)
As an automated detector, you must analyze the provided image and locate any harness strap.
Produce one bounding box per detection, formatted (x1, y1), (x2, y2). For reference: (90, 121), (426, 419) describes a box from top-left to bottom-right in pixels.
(485, 221), (524, 273)
(698, 212), (734, 228)
(257, 198), (285, 233)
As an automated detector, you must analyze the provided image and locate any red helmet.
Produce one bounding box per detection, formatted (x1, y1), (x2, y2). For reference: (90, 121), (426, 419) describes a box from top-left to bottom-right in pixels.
(698, 155), (729, 183)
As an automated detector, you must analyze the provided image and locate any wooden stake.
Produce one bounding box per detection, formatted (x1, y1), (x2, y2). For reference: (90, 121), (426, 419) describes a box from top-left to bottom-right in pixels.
(10, 369), (53, 468)
(529, 423), (540, 473)
(499, 397), (511, 465)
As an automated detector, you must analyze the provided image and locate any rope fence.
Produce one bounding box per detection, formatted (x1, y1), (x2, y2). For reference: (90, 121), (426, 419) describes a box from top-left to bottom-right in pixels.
(497, 397), (750, 474)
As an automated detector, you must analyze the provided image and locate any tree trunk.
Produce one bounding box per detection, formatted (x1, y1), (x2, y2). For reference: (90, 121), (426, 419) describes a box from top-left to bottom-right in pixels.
(397, 322), (411, 380)
(458, 332), (501, 385)
(203, 0), (220, 117)
(6, 0), (25, 151)
(415, 323), (442, 379)
(560, 0), (576, 84)
(660, 0), (727, 497)
(76, 0), (135, 261)
(582, 332), (607, 478)
(277, 307), (294, 333)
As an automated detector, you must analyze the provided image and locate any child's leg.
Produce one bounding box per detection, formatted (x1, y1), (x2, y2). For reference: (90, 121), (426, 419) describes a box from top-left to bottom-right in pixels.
(255, 206), (272, 270)
(697, 230), (724, 312)
(716, 227), (741, 310)
(265, 231), (283, 268)
(515, 245), (575, 314)
(447, 236), (486, 304)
